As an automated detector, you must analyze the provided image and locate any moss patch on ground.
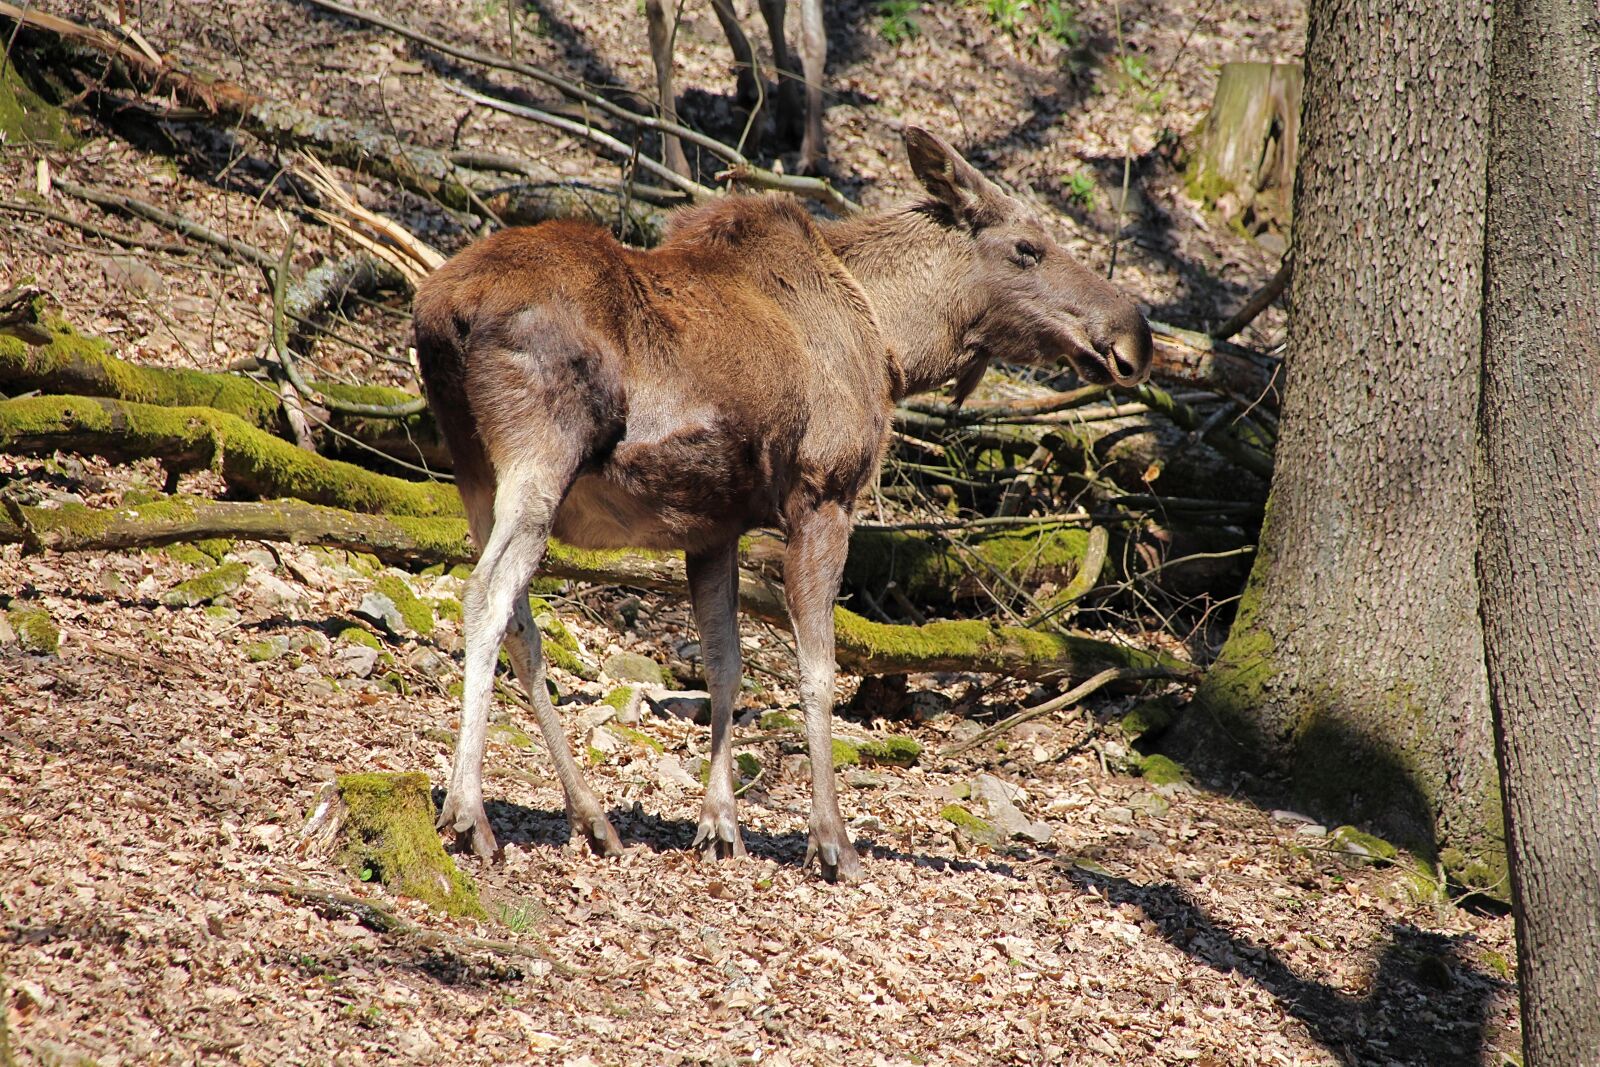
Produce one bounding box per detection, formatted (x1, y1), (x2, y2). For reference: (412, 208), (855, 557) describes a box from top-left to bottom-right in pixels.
(6, 603), (59, 655)
(856, 735), (922, 768)
(1331, 825), (1399, 864)
(162, 562), (249, 608)
(333, 772), (483, 918)
(337, 625), (382, 649)
(371, 574), (434, 637)
(1137, 753), (1188, 786)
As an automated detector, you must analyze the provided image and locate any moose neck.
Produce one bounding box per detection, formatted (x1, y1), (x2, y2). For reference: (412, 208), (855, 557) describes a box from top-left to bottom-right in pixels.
(820, 204), (986, 400)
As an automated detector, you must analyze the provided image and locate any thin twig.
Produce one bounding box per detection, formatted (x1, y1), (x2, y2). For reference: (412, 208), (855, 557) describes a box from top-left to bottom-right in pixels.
(1212, 252), (1293, 341)
(940, 666), (1195, 758)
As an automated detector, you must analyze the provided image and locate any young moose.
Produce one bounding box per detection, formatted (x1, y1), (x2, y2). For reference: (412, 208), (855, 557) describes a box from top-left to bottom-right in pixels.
(413, 128), (1152, 882)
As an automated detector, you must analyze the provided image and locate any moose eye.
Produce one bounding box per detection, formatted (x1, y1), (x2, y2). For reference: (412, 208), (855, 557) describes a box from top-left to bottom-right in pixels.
(1012, 241), (1043, 267)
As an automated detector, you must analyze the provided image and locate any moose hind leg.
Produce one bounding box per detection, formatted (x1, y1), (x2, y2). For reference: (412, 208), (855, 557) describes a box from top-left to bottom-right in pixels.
(503, 598), (623, 857)
(687, 542), (747, 861)
(785, 501), (860, 882)
(439, 476), (559, 861)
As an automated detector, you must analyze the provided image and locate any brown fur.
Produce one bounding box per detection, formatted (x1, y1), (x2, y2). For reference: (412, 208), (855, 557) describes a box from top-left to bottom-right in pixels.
(413, 128), (1152, 880)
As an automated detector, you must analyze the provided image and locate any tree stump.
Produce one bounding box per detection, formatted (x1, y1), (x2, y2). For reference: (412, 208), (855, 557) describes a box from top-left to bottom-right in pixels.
(298, 772), (484, 919)
(1185, 62), (1303, 234)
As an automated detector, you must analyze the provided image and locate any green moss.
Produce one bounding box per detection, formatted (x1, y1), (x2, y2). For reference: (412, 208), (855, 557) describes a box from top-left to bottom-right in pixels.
(1480, 948), (1512, 982)
(844, 525), (1101, 608)
(1136, 753), (1187, 786)
(0, 395), (461, 518)
(0, 64), (74, 147)
(489, 723), (536, 749)
(736, 752), (761, 780)
(194, 538), (234, 562)
(431, 596), (462, 624)
(203, 604), (237, 620)
(1120, 698), (1176, 742)
(939, 804), (995, 837)
(372, 574), (433, 637)
(332, 772), (483, 918)
(379, 671), (408, 695)
(162, 561), (248, 607)
(529, 597), (595, 679)
(159, 542), (217, 567)
(1331, 825), (1399, 864)
(246, 637), (288, 662)
(856, 735), (922, 768)
(831, 738), (862, 768)
(337, 625), (382, 649)
(760, 711), (801, 731)
(601, 686), (637, 712)
(608, 724), (665, 754)
(449, 564), (474, 580)
(6, 604), (59, 655)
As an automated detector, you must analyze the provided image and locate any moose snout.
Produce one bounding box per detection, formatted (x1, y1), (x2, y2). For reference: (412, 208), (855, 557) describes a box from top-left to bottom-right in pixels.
(1104, 315), (1154, 386)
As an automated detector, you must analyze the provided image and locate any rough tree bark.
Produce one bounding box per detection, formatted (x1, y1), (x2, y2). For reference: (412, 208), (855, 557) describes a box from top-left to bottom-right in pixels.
(1478, 0), (1600, 1056)
(1174, 0), (1503, 890)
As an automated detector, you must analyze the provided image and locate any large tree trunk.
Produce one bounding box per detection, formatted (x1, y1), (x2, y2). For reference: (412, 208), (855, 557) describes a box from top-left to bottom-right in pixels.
(1479, 0), (1600, 1057)
(1173, 0), (1502, 890)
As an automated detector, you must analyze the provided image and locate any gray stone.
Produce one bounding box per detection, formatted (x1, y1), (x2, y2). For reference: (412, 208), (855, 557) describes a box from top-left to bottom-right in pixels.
(973, 773), (1054, 844)
(333, 644), (380, 679)
(1130, 792), (1170, 819)
(354, 592), (404, 636)
(409, 648), (452, 679)
(845, 771), (885, 790)
(603, 651), (667, 686)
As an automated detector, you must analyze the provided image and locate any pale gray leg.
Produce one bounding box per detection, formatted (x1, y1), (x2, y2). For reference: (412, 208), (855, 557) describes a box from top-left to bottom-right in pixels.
(784, 501), (860, 881)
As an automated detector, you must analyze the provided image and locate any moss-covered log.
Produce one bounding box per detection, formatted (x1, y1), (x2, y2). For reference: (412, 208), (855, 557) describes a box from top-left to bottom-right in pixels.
(0, 494), (1181, 681)
(0, 318), (447, 467)
(0, 395), (459, 517)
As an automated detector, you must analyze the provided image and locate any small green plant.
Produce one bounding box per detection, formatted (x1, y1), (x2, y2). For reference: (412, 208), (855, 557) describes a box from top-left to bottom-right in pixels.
(1061, 169), (1097, 208)
(877, 0), (920, 43)
(1118, 52), (1157, 90)
(1040, 0), (1081, 47)
(496, 899), (545, 933)
(983, 0), (1031, 36)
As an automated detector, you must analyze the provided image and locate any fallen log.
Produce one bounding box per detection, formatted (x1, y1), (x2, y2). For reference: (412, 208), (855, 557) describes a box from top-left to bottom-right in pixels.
(0, 394), (460, 517)
(0, 493), (1182, 680)
(0, 324), (447, 470)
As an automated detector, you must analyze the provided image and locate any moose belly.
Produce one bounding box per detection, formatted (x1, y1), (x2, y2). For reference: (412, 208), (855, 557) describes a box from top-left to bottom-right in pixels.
(553, 438), (771, 556)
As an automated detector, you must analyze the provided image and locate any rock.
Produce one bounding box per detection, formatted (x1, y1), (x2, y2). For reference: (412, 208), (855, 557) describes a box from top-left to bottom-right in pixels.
(856, 735), (922, 768)
(972, 773), (1054, 843)
(603, 651), (667, 686)
(939, 804), (1003, 848)
(1104, 806), (1136, 826)
(227, 546), (278, 569)
(599, 686), (644, 724)
(1130, 792), (1170, 819)
(1331, 825), (1398, 864)
(4, 604), (57, 655)
(1271, 809), (1318, 825)
(1295, 823), (1328, 837)
(409, 648), (452, 679)
(845, 770), (885, 789)
(354, 592), (404, 636)
(245, 636), (291, 662)
(162, 562), (249, 608)
(646, 688), (711, 724)
(249, 571), (305, 609)
(333, 644), (381, 679)
(655, 755), (700, 791)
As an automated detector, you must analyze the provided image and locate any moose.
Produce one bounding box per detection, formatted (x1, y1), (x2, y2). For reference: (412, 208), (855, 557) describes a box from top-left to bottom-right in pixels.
(645, 0), (828, 175)
(413, 128), (1152, 882)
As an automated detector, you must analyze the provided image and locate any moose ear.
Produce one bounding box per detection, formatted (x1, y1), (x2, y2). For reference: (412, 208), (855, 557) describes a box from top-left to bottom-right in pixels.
(904, 126), (994, 221)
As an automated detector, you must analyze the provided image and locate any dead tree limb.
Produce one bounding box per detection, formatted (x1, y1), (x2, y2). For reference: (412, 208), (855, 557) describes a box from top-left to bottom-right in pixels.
(939, 665), (1195, 757)
(1212, 253), (1293, 341)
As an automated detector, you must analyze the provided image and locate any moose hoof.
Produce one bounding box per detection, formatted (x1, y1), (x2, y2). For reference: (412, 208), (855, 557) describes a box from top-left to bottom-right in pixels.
(805, 826), (862, 883)
(437, 792), (500, 862)
(691, 808), (748, 862)
(573, 811), (625, 858)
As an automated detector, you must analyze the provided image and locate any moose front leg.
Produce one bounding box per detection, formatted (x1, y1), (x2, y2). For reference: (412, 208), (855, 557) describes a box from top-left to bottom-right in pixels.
(784, 500), (861, 882)
(687, 541), (747, 861)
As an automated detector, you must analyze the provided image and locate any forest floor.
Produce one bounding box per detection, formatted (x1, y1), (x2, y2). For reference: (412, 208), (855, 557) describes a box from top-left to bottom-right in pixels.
(0, 0), (1519, 1064)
